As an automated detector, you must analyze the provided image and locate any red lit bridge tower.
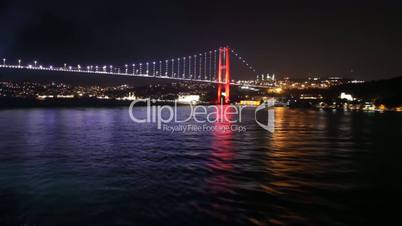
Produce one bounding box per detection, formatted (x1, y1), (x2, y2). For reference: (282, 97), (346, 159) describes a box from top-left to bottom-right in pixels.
(217, 47), (230, 104)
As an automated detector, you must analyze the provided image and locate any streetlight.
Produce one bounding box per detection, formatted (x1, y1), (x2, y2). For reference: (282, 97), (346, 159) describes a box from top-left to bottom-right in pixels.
(171, 59), (175, 77)
(177, 58), (181, 78)
(3, 58), (6, 66)
(34, 60), (37, 67)
(125, 64), (128, 74)
(18, 59), (21, 67)
(165, 60), (168, 76)
(110, 65), (113, 73)
(152, 62), (156, 76)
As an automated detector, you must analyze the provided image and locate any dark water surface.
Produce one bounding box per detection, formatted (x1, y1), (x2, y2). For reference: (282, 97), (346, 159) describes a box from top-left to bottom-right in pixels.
(0, 107), (401, 226)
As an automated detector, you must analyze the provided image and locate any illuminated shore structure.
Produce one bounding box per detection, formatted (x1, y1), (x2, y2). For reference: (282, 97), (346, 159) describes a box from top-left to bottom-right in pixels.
(0, 47), (271, 104)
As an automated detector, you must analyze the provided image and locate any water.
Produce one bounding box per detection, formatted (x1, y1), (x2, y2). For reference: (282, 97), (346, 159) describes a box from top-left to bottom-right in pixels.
(0, 107), (401, 225)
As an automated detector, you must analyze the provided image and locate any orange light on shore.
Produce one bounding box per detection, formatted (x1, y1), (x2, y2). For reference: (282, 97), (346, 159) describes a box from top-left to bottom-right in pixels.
(275, 88), (282, 93)
(239, 100), (261, 106)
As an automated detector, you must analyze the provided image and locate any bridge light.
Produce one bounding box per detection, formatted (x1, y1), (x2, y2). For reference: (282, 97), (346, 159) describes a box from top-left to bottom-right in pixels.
(18, 59), (21, 67)
(34, 60), (37, 67)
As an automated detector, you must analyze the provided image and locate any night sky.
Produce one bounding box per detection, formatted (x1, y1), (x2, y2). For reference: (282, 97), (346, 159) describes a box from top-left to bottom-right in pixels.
(1, 0), (402, 80)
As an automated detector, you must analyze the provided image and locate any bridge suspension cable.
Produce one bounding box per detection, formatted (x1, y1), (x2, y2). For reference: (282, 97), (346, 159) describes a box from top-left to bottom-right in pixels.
(230, 48), (258, 76)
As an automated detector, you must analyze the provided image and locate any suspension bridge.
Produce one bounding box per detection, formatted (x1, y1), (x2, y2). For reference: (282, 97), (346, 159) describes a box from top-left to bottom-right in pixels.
(0, 47), (270, 103)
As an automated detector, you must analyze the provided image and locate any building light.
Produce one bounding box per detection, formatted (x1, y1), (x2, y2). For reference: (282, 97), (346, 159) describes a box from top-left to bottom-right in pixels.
(340, 92), (354, 101)
(177, 95), (200, 104)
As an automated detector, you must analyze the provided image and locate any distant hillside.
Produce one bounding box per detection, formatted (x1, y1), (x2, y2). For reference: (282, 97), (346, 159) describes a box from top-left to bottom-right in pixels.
(0, 68), (172, 87)
(329, 76), (402, 107)
(285, 76), (402, 107)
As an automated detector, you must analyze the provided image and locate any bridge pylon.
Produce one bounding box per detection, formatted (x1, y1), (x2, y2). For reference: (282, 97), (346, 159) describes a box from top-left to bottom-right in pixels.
(217, 47), (230, 104)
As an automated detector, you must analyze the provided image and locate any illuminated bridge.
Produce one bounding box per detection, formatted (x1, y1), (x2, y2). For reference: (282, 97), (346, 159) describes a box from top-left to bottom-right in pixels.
(0, 47), (270, 103)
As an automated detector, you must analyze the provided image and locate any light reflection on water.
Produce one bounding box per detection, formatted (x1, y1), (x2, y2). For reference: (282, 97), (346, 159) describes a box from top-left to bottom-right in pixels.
(0, 107), (401, 225)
